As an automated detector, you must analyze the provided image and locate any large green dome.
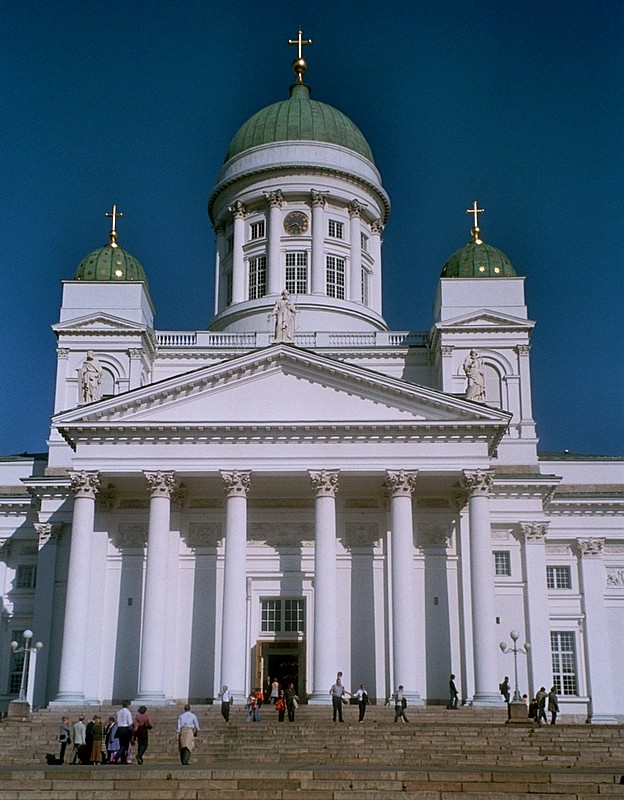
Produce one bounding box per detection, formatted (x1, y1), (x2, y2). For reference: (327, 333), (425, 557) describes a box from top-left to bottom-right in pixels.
(225, 83), (374, 163)
(441, 239), (517, 278)
(74, 242), (148, 284)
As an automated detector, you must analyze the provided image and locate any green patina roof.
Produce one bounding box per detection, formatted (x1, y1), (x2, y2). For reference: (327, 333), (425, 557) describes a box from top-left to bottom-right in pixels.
(441, 240), (517, 278)
(74, 243), (148, 285)
(225, 83), (374, 163)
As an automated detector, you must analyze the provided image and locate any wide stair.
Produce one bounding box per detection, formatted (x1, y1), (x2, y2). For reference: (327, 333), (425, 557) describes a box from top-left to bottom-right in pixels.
(0, 704), (623, 798)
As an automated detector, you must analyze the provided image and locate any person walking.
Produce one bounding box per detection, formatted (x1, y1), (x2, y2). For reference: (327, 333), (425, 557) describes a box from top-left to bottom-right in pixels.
(176, 704), (200, 765)
(329, 677), (349, 722)
(105, 717), (119, 764)
(448, 674), (459, 709)
(391, 685), (409, 723)
(270, 677), (280, 704)
(354, 683), (369, 722)
(133, 705), (153, 765)
(71, 715), (86, 764)
(548, 686), (560, 725)
(535, 686), (548, 724)
(275, 690), (286, 722)
(58, 716), (71, 764)
(219, 685), (232, 722)
(115, 701), (133, 764)
(499, 676), (511, 719)
(285, 683), (298, 722)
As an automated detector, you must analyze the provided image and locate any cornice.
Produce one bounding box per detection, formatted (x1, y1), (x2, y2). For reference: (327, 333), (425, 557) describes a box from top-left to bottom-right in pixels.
(0, 495), (33, 515)
(545, 494), (624, 516)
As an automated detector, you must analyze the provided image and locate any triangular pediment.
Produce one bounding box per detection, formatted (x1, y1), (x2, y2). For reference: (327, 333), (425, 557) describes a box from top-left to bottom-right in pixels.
(53, 313), (147, 333)
(435, 309), (535, 331)
(54, 345), (510, 448)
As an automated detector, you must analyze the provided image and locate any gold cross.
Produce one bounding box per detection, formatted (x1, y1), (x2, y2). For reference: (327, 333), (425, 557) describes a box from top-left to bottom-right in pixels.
(105, 204), (124, 233)
(288, 29), (312, 59)
(466, 200), (484, 229)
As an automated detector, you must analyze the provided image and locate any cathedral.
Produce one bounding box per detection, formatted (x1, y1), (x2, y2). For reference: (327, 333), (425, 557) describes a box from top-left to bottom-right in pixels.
(1, 34), (622, 722)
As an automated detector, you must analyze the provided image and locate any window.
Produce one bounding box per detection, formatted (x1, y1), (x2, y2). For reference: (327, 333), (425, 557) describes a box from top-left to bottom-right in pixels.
(227, 234), (234, 254)
(493, 551), (511, 576)
(250, 220), (265, 240)
(248, 255), (267, 299)
(225, 271), (233, 306)
(7, 630), (25, 695)
(261, 598), (305, 633)
(328, 219), (344, 239)
(361, 268), (370, 305)
(551, 631), (577, 695)
(326, 255), (345, 299)
(285, 252), (308, 294)
(361, 232), (369, 252)
(547, 566), (572, 589)
(16, 565), (37, 590)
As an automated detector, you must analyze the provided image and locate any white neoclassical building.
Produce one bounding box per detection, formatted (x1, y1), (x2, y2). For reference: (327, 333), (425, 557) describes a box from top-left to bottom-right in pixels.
(1, 40), (622, 721)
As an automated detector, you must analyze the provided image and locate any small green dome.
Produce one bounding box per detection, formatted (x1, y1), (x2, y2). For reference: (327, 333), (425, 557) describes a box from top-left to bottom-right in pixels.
(225, 83), (374, 163)
(441, 239), (517, 278)
(74, 243), (148, 284)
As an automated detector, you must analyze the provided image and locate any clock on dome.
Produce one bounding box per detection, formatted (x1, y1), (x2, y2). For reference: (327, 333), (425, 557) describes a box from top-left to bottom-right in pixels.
(283, 211), (309, 235)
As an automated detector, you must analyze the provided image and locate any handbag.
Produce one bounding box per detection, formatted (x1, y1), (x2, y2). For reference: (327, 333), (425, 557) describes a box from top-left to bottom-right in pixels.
(292, 697), (299, 709)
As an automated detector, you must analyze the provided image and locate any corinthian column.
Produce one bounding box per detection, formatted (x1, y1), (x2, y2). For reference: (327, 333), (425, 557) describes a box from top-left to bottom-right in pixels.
(310, 190), (327, 294)
(578, 538), (617, 723)
(230, 201), (246, 304)
(386, 470), (422, 704)
(54, 471), (99, 704)
(519, 522), (551, 696)
(461, 469), (499, 705)
(266, 190), (284, 295)
(220, 470), (251, 699)
(135, 471), (176, 705)
(308, 469), (339, 703)
(348, 200), (363, 302)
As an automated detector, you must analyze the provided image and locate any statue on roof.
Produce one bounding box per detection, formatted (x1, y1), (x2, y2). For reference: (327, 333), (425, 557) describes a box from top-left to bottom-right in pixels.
(80, 351), (103, 404)
(272, 290), (296, 343)
(463, 349), (486, 403)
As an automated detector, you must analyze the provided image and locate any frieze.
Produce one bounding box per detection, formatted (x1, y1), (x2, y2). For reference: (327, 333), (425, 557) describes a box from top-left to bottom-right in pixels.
(604, 545), (624, 554)
(545, 544), (571, 555)
(248, 521), (313, 547)
(96, 483), (119, 512)
(418, 524), (451, 548)
(344, 498), (380, 509)
(416, 498), (450, 509)
(190, 498), (222, 509)
(186, 522), (223, 549)
(491, 529), (512, 540)
(606, 568), (624, 588)
(118, 498), (149, 509)
(115, 523), (147, 549)
(341, 521), (380, 549)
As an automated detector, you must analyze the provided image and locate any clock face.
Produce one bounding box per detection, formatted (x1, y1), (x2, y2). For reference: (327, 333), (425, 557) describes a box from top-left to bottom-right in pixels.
(283, 211), (309, 235)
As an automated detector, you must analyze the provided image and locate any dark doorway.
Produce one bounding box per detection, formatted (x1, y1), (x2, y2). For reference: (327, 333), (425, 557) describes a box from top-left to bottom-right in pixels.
(261, 641), (304, 697)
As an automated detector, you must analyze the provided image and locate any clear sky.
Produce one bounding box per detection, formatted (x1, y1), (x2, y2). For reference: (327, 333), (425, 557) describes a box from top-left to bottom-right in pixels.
(1, 0), (623, 457)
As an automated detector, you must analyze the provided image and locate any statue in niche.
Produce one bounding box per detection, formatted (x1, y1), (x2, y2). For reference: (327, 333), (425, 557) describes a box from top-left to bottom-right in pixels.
(462, 349), (486, 402)
(271, 290), (296, 343)
(80, 351), (103, 403)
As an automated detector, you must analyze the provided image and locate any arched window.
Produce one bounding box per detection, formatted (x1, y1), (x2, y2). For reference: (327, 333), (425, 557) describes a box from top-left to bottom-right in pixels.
(484, 364), (502, 408)
(100, 368), (115, 399)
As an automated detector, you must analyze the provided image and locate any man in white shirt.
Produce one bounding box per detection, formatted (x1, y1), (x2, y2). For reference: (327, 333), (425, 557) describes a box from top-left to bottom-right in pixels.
(176, 704), (200, 765)
(71, 715), (86, 764)
(115, 701), (133, 764)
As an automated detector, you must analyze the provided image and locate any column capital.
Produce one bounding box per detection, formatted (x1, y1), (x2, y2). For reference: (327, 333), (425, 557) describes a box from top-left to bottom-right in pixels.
(385, 470), (418, 497)
(265, 189), (284, 208)
(229, 200), (246, 219)
(516, 344), (531, 356)
(310, 189), (327, 208)
(221, 470), (251, 497)
(213, 221), (226, 235)
(519, 521), (549, 543)
(348, 199), (365, 218)
(461, 469), (494, 498)
(577, 537), (605, 558)
(144, 470), (176, 498)
(69, 470), (100, 499)
(371, 218), (384, 235)
(35, 522), (62, 548)
(57, 347), (70, 359)
(309, 469), (339, 497)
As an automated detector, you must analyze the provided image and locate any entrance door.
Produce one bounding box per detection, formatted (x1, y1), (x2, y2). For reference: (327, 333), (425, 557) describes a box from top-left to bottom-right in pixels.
(258, 641), (305, 698)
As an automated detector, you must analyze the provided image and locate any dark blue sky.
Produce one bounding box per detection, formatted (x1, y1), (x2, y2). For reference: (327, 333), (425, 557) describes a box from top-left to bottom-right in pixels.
(2, 0), (623, 456)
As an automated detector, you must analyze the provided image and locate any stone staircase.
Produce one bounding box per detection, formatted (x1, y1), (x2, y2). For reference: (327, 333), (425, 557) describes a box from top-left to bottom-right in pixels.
(0, 704), (623, 798)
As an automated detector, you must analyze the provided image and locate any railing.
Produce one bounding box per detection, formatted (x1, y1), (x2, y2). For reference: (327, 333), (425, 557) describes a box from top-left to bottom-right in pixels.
(155, 330), (429, 349)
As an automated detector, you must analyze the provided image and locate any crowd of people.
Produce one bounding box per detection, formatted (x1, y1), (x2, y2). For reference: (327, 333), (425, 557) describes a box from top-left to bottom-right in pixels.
(499, 675), (561, 724)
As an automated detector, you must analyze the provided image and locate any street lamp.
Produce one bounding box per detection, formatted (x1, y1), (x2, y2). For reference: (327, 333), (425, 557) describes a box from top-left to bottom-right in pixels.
(499, 630), (530, 702)
(10, 630), (43, 705)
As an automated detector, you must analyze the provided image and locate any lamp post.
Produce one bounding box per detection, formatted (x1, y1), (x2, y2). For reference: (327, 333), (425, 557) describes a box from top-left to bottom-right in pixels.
(10, 630), (43, 707)
(499, 630), (530, 702)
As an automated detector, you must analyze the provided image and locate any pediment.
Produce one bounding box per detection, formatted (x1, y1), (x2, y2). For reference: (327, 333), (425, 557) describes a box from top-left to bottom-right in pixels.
(436, 309), (535, 331)
(53, 313), (147, 333)
(54, 344), (510, 446)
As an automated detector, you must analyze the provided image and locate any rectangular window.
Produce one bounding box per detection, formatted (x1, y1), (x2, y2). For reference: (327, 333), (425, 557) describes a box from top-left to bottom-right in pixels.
(250, 220), (265, 240)
(328, 219), (344, 239)
(7, 630), (25, 695)
(16, 565), (37, 590)
(261, 599), (305, 633)
(361, 232), (369, 252)
(225, 271), (233, 306)
(493, 551), (511, 576)
(326, 255), (345, 299)
(248, 255), (267, 300)
(285, 252), (308, 294)
(551, 631), (577, 695)
(361, 268), (370, 305)
(546, 566), (572, 589)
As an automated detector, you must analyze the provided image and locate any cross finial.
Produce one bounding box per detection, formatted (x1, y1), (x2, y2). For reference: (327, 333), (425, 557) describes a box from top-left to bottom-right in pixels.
(466, 200), (484, 243)
(288, 28), (312, 83)
(105, 204), (124, 247)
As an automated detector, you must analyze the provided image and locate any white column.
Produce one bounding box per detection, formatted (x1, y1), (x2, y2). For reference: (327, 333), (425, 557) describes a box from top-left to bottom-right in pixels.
(370, 219), (384, 315)
(54, 348), (70, 412)
(519, 523), (552, 698)
(134, 471), (175, 704)
(230, 201), (246, 304)
(348, 201), (363, 303)
(578, 538), (617, 723)
(266, 190), (284, 295)
(461, 469), (500, 706)
(220, 470), (250, 700)
(308, 469), (339, 703)
(128, 349), (143, 390)
(386, 470), (422, 704)
(310, 190), (327, 294)
(32, 523), (60, 709)
(53, 471), (99, 704)
(214, 222), (225, 315)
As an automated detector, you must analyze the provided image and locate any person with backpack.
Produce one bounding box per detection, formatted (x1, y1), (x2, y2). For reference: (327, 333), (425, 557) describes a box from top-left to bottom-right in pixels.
(390, 685), (409, 723)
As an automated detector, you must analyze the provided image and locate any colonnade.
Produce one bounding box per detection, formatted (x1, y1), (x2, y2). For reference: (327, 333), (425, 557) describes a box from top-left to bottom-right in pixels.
(54, 467), (511, 706)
